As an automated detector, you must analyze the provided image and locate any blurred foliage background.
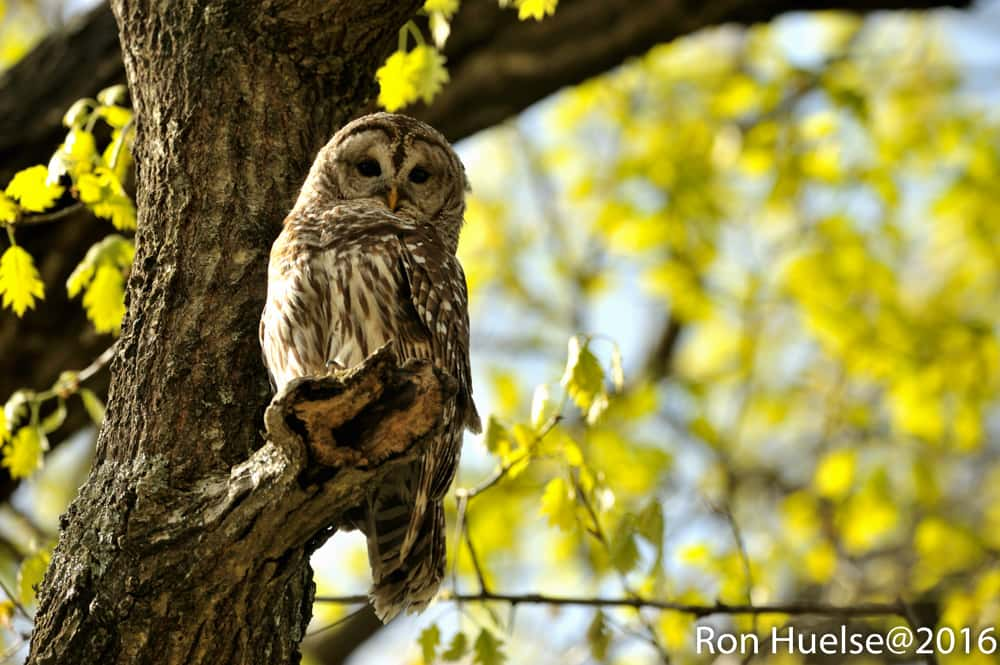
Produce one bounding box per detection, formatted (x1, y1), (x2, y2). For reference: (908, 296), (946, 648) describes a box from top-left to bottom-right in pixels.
(2, 0), (1000, 664)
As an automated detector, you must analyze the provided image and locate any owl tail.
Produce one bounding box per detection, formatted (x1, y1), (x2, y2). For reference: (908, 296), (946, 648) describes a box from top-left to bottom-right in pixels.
(363, 479), (446, 622)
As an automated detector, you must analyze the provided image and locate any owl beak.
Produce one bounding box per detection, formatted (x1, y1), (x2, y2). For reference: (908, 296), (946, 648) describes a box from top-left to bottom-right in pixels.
(386, 186), (399, 212)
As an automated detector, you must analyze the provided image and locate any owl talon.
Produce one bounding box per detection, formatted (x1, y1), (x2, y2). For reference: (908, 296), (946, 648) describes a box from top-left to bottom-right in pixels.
(326, 359), (346, 371)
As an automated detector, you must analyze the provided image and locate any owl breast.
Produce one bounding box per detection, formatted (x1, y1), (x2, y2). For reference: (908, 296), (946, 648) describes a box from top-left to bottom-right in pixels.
(260, 205), (432, 392)
(325, 243), (426, 370)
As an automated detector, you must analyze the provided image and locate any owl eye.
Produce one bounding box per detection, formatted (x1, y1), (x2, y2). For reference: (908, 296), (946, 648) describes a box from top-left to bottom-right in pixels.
(408, 167), (430, 184)
(356, 159), (381, 177)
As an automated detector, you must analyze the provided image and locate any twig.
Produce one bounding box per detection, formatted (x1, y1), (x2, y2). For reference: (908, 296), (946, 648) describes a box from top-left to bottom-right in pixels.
(78, 343), (117, 383)
(0, 575), (30, 623)
(12, 203), (85, 226)
(571, 473), (672, 663)
(455, 413), (563, 501)
(463, 521), (489, 594)
(313, 591), (910, 619)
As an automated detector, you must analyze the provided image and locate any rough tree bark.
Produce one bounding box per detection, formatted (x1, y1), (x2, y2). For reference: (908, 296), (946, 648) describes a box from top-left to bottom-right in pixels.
(26, 2), (425, 663)
(0, 0), (972, 509)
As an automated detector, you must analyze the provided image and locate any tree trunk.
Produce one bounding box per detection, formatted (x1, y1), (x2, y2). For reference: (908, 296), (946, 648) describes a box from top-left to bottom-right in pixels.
(26, 2), (422, 663)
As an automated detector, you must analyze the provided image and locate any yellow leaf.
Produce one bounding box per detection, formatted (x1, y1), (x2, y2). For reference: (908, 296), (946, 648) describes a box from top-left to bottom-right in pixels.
(97, 105), (132, 129)
(813, 449), (856, 500)
(409, 45), (449, 105)
(0, 245), (45, 316)
(560, 336), (606, 420)
(0, 192), (17, 223)
(376, 46), (448, 112)
(2, 425), (46, 479)
(804, 542), (838, 582)
(77, 167), (137, 231)
(0, 600), (13, 630)
(423, 0), (458, 16)
(530, 384), (551, 428)
(376, 51), (415, 112)
(515, 0), (557, 21)
(539, 477), (575, 530)
(5, 165), (64, 212)
(82, 264), (127, 334)
(17, 548), (51, 605)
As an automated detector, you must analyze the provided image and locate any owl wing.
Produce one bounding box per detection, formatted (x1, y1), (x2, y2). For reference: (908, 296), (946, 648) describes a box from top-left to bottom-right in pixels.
(396, 230), (481, 437)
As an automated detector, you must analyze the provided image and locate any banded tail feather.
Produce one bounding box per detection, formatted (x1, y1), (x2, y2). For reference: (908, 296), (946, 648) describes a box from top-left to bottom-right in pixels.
(363, 467), (447, 622)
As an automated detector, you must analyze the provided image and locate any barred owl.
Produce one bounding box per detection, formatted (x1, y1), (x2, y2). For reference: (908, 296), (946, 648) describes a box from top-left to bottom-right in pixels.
(259, 113), (480, 622)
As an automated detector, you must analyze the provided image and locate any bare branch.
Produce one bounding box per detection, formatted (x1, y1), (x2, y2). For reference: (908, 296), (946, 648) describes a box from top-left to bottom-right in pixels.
(314, 590), (914, 619)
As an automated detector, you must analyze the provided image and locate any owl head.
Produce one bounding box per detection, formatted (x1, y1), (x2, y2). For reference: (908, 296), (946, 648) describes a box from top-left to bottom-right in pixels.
(295, 112), (469, 253)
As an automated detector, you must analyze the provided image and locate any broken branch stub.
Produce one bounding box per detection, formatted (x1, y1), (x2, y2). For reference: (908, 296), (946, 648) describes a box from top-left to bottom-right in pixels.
(264, 343), (459, 469)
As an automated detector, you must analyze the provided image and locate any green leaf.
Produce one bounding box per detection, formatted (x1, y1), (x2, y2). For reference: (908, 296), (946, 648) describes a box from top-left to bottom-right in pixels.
(587, 611), (611, 661)
(2, 425), (46, 479)
(4, 165), (64, 212)
(636, 500), (664, 547)
(610, 519), (639, 573)
(561, 336), (606, 422)
(484, 415), (511, 456)
(418, 624), (440, 664)
(78, 388), (106, 425)
(0, 244), (45, 316)
(17, 548), (51, 605)
(39, 399), (67, 434)
(473, 629), (505, 665)
(442, 631), (468, 661)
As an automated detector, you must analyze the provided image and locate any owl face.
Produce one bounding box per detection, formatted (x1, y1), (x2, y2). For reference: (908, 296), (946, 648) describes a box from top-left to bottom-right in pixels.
(297, 113), (468, 253)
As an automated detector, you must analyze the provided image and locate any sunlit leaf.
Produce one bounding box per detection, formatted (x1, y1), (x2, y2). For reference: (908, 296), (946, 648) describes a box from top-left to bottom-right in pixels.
(17, 548), (51, 605)
(2, 425), (46, 479)
(0, 244), (45, 316)
(561, 336), (605, 420)
(539, 477), (575, 530)
(81, 264), (127, 334)
(514, 0), (557, 21)
(5, 165), (64, 212)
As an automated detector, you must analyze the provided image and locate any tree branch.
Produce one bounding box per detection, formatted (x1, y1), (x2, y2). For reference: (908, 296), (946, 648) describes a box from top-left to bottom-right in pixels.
(313, 590), (918, 619)
(30, 343), (453, 662)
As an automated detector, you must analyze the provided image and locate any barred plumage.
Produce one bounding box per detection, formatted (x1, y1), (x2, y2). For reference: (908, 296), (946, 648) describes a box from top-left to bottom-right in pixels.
(260, 113), (479, 621)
